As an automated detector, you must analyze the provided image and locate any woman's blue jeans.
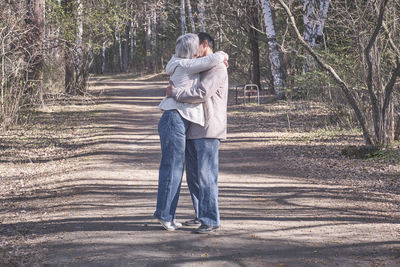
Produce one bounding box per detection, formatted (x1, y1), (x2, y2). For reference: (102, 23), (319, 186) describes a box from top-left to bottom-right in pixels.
(154, 110), (190, 222)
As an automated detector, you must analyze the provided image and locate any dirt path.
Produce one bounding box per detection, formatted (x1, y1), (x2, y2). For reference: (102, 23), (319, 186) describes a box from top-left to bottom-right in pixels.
(2, 75), (400, 266)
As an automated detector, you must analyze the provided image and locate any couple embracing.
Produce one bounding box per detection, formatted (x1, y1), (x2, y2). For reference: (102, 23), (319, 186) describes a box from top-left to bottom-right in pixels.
(154, 32), (229, 234)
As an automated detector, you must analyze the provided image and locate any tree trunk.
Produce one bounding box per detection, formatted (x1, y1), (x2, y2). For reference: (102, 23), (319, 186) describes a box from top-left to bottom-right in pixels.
(130, 17), (136, 69)
(198, 0), (206, 32)
(75, 0), (84, 92)
(55, 0), (62, 58)
(145, 7), (153, 73)
(123, 23), (129, 72)
(186, 0), (195, 32)
(302, 0), (316, 72)
(117, 30), (123, 72)
(62, 0), (74, 93)
(248, 0), (261, 89)
(161, 0), (167, 68)
(261, 0), (285, 99)
(151, 7), (157, 73)
(101, 40), (106, 74)
(303, 0), (316, 47)
(394, 116), (400, 141)
(315, 0), (330, 48)
(180, 0), (186, 35)
(64, 0), (86, 95)
(303, 0), (330, 71)
(26, 0), (45, 106)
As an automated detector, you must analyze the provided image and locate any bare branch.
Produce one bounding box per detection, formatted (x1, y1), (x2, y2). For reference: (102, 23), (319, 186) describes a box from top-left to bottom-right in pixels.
(276, 0), (373, 145)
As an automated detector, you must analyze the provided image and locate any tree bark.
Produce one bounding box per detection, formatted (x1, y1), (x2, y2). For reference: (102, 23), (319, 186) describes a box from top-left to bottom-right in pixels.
(303, 0), (316, 47)
(198, 0), (206, 32)
(63, 0), (86, 94)
(180, 0), (186, 35)
(303, 0), (330, 71)
(101, 39), (106, 74)
(130, 19), (135, 69)
(151, 6), (157, 73)
(123, 23), (129, 72)
(145, 6), (152, 73)
(248, 0), (261, 89)
(394, 116), (400, 141)
(26, 0), (45, 105)
(117, 30), (123, 72)
(260, 0), (285, 99)
(315, 0), (330, 47)
(364, 0), (391, 145)
(186, 0), (195, 32)
(73, 0), (85, 94)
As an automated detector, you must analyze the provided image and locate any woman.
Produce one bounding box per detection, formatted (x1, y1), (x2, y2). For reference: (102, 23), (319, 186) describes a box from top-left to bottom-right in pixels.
(154, 33), (228, 231)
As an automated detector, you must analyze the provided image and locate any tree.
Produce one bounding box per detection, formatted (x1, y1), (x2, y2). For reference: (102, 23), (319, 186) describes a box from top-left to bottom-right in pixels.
(277, 0), (400, 146)
(248, 0), (261, 89)
(26, 0), (45, 105)
(186, 0), (195, 32)
(62, 0), (87, 95)
(261, 0), (285, 99)
(198, 0), (206, 32)
(180, 0), (186, 35)
(145, 4), (153, 73)
(303, 0), (330, 71)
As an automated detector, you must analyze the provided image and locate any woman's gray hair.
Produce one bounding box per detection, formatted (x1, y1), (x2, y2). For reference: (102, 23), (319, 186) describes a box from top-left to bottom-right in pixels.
(175, 33), (199, 59)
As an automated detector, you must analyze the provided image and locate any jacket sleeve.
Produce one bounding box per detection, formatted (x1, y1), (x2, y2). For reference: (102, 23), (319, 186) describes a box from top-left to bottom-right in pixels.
(179, 52), (225, 75)
(172, 64), (227, 104)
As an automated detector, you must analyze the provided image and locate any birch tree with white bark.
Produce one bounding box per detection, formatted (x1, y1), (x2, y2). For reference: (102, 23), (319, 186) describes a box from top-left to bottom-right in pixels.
(198, 0), (206, 32)
(151, 6), (157, 72)
(261, 0), (285, 99)
(186, 0), (195, 32)
(130, 15), (136, 68)
(145, 4), (152, 73)
(303, 0), (330, 71)
(277, 0), (400, 146)
(180, 0), (186, 35)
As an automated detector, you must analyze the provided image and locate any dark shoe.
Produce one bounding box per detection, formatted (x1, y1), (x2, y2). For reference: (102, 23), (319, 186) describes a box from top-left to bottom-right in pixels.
(184, 218), (201, 226)
(194, 225), (219, 234)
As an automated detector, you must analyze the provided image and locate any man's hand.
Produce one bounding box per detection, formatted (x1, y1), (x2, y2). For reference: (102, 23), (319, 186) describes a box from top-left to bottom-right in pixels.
(166, 80), (175, 98)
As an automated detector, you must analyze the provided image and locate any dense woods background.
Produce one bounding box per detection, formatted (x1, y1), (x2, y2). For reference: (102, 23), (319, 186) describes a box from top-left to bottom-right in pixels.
(1, 0), (400, 146)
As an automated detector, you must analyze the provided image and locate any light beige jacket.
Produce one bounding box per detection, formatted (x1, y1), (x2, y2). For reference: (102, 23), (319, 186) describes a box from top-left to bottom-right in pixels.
(158, 53), (225, 126)
(172, 62), (229, 140)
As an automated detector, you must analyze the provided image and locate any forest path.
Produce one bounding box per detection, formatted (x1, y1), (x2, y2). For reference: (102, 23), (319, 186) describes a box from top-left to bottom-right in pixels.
(7, 75), (400, 266)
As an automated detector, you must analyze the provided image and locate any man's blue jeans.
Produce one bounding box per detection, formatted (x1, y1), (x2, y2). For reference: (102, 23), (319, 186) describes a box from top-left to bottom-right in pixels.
(186, 138), (220, 227)
(154, 110), (189, 222)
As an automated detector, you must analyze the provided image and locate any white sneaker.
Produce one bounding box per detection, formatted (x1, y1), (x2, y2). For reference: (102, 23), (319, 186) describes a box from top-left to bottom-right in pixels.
(172, 220), (182, 229)
(156, 218), (181, 231)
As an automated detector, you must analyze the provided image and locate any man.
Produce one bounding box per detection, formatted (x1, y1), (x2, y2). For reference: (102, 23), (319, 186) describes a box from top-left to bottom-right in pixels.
(167, 32), (229, 234)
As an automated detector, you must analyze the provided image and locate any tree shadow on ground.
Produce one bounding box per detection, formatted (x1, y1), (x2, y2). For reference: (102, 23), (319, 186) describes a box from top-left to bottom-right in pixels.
(2, 76), (400, 266)
(1, 179), (399, 265)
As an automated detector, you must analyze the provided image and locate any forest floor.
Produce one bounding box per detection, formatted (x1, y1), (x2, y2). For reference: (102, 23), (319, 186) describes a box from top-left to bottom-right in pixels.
(1, 74), (399, 266)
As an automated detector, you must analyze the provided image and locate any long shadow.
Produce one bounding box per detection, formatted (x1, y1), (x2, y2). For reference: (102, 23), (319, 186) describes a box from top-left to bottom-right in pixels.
(2, 76), (400, 266)
(37, 238), (400, 266)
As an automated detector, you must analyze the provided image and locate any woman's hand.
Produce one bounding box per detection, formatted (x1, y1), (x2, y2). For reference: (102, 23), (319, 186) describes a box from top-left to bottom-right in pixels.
(217, 51), (229, 68)
(218, 51), (229, 61)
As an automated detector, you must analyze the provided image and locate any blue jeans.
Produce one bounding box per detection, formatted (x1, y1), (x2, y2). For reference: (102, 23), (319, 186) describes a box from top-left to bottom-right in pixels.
(186, 138), (220, 227)
(154, 110), (190, 222)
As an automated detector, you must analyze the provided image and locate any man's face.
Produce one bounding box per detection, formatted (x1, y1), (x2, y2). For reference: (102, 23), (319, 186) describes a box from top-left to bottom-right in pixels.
(196, 41), (207, 58)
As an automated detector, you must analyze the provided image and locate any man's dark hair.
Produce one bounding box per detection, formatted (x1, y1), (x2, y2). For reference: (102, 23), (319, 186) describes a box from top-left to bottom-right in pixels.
(198, 32), (214, 50)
